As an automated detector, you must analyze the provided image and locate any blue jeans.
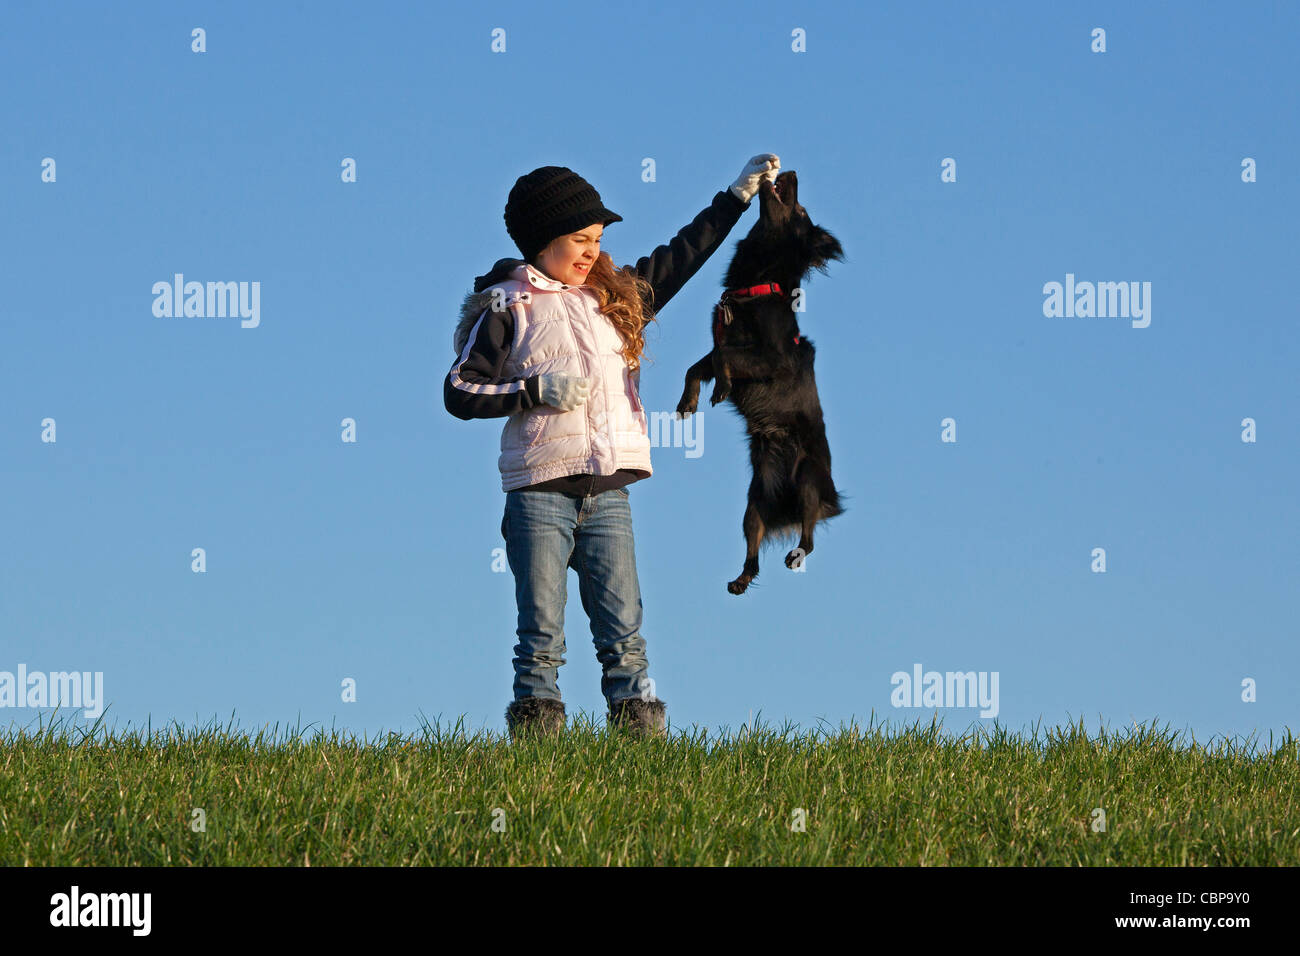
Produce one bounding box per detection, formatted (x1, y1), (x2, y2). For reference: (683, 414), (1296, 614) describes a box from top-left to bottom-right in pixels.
(500, 487), (654, 707)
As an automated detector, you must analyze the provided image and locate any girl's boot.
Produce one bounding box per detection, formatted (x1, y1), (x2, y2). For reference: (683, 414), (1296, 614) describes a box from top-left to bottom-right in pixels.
(505, 697), (566, 741)
(607, 697), (667, 738)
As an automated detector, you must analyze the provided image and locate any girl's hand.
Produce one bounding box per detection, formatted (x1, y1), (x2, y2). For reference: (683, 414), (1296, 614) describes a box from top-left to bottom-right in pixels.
(729, 153), (780, 203)
(538, 372), (591, 411)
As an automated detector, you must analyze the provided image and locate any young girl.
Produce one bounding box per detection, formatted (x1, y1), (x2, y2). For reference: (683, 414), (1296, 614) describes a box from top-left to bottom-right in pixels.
(446, 156), (779, 740)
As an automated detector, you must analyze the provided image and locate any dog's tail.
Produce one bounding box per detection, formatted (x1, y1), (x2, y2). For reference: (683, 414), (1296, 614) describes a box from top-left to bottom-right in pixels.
(821, 488), (845, 521)
(814, 476), (847, 521)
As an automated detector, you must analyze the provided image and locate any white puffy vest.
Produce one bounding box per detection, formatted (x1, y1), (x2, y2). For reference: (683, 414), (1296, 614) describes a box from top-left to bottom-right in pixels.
(492, 262), (653, 491)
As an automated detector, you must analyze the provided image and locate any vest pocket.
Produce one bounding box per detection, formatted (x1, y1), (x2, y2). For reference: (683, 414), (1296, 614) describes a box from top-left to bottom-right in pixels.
(624, 367), (644, 414)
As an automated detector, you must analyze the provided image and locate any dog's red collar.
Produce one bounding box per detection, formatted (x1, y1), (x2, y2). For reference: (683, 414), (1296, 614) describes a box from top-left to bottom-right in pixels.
(715, 282), (801, 344)
(724, 282), (784, 299)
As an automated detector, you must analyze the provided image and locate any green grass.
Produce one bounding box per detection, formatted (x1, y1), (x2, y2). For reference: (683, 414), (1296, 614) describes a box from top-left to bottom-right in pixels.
(1, 712), (1296, 865)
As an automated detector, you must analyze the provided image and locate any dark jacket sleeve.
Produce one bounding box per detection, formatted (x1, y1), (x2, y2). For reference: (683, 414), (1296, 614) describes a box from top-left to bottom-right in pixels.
(444, 304), (544, 420)
(631, 187), (750, 322)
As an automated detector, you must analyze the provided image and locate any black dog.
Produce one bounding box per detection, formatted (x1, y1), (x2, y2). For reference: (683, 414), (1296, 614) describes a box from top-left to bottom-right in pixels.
(676, 170), (847, 594)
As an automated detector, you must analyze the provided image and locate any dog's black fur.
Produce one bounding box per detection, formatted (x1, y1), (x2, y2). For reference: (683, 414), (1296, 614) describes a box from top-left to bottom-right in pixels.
(676, 170), (847, 594)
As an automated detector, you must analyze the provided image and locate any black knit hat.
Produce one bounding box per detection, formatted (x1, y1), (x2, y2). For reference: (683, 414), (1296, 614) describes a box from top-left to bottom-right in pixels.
(505, 166), (623, 264)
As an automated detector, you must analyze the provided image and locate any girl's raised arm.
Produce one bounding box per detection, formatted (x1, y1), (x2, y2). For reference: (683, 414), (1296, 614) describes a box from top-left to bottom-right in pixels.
(628, 154), (778, 321)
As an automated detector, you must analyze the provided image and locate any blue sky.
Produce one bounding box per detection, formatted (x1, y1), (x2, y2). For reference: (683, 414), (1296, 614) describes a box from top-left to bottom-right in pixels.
(2, 0), (1296, 746)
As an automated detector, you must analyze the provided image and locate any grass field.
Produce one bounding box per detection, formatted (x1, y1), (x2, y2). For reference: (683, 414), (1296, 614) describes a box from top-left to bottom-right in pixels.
(1, 712), (1296, 866)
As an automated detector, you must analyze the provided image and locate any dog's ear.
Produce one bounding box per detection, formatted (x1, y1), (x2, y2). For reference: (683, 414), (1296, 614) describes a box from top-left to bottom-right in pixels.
(808, 228), (845, 274)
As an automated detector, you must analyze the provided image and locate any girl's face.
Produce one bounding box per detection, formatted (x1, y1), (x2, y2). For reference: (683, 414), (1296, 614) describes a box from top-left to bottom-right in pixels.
(535, 224), (604, 285)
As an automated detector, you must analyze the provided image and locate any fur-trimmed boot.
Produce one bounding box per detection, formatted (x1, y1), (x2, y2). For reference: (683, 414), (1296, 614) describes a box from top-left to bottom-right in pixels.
(505, 697), (566, 741)
(607, 697), (667, 739)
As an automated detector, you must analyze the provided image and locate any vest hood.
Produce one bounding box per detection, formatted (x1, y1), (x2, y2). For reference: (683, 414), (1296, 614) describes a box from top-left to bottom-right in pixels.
(453, 257), (527, 355)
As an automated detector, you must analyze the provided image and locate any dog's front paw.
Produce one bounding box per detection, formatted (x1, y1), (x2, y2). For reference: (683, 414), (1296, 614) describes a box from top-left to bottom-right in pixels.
(710, 382), (731, 406)
(675, 395), (698, 417)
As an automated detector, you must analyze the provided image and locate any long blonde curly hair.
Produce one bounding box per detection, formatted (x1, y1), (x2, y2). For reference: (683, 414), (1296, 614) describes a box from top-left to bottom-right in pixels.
(567, 251), (658, 372)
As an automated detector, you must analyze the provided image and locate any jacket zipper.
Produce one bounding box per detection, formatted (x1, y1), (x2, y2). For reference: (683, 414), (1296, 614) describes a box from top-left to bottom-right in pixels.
(565, 292), (599, 498)
(572, 295), (600, 496)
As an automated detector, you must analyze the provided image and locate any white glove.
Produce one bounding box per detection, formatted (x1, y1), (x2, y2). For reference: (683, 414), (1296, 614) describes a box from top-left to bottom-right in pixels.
(538, 372), (591, 411)
(729, 153), (780, 203)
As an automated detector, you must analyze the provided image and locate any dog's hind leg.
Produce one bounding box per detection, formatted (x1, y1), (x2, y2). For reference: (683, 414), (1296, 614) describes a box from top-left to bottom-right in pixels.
(786, 458), (822, 570)
(728, 499), (765, 595)
(676, 353), (715, 417)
